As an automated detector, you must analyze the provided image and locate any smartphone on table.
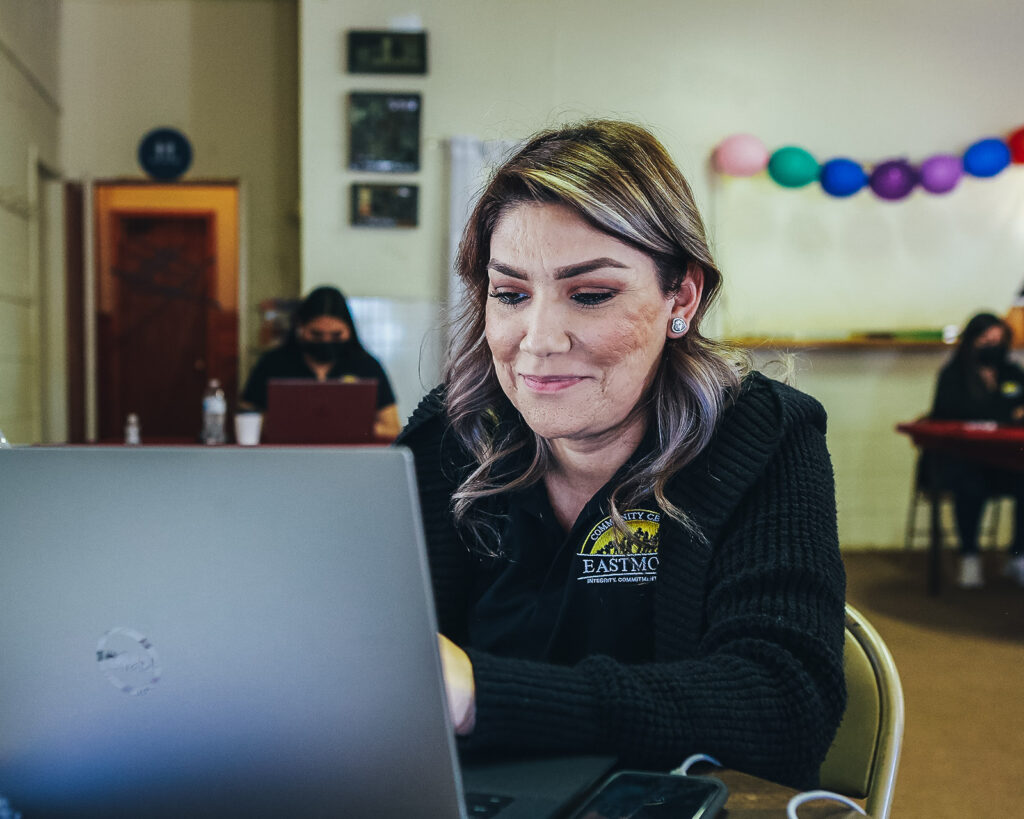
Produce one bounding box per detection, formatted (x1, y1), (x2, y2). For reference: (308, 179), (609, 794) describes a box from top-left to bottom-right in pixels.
(567, 770), (728, 818)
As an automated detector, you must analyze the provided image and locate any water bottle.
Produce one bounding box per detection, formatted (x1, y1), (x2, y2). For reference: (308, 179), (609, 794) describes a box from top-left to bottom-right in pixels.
(202, 379), (227, 445)
(124, 413), (141, 445)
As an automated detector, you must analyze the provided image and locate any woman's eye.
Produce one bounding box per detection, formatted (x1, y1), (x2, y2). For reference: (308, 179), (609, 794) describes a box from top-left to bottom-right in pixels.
(488, 290), (528, 306)
(572, 291), (614, 306)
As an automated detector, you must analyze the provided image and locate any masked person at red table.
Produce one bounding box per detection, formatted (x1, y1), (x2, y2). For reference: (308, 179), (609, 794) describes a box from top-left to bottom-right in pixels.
(930, 311), (1024, 588)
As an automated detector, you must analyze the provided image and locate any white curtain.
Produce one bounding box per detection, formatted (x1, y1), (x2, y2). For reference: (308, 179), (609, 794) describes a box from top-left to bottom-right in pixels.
(445, 136), (518, 330)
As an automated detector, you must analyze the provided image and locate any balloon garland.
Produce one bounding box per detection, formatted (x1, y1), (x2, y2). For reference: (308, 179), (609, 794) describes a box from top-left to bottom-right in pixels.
(712, 124), (1024, 201)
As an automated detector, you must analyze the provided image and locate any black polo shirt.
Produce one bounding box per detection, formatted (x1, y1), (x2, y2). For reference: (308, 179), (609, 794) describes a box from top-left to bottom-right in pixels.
(467, 435), (662, 666)
(932, 358), (1024, 424)
(241, 344), (396, 410)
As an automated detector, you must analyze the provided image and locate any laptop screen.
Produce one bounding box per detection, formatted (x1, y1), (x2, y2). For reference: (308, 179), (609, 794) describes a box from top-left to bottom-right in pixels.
(262, 378), (378, 444)
(0, 446), (465, 817)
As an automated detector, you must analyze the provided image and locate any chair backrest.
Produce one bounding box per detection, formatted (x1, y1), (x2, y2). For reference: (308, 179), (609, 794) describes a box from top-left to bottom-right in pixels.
(818, 605), (904, 819)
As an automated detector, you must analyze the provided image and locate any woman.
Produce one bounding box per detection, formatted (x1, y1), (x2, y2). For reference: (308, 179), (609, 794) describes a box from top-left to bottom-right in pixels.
(396, 120), (846, 789)
(241, 286), (400, 439)
(930, 312), (1024, 588)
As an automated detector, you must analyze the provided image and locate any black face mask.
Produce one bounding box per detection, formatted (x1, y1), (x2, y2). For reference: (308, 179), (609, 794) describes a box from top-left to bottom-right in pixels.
(975, 344), (1008, 368)
(300, 340), (350, 365)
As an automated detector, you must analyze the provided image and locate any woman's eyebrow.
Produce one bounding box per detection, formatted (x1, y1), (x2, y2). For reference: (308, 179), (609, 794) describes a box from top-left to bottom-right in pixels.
(486, 257), (629, 281)
(487, 260), (527, 280)
(553, 257), (628, 280)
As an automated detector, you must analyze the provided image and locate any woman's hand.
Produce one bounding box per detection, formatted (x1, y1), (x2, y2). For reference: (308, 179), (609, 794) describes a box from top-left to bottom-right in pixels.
(374, 404), (401, 440)
(437, 633), (476, 735)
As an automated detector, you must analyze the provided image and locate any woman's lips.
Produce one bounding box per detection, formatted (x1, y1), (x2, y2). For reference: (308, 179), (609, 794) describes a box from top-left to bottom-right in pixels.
(520, 374), (586, 393)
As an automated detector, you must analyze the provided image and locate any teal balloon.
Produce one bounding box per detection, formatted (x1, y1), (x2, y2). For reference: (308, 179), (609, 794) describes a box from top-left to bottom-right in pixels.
(768, 146), (819, 188)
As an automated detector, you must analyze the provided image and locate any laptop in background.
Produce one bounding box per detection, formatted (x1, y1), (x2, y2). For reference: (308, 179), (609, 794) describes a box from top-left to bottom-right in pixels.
(0, 448), (614, 818)
(262, 379), (377, 444)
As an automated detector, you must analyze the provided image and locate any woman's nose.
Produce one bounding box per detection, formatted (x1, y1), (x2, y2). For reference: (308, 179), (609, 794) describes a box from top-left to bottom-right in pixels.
(519, 300), (571, 356)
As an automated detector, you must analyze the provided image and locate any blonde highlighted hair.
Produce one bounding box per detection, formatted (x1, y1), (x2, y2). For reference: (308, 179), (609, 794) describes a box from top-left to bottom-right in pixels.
(445, 119), (744, 553)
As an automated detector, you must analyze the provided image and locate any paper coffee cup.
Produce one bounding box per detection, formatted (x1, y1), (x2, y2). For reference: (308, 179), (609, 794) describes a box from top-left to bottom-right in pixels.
(234, 413), (263, 446)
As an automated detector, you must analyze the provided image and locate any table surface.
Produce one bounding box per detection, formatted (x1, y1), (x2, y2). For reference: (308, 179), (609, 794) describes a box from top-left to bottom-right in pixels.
(82, 437), (395, 447)
(709, 769), (867, 818)
(897, 418), (1024, 441)
(896, 418), (1024, 471)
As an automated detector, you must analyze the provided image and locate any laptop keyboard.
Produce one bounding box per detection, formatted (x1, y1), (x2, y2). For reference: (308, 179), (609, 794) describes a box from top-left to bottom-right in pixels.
(464, 792), (515, 816)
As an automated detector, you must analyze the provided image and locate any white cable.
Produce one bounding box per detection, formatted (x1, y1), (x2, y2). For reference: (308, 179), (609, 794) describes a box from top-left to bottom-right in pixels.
(787, 789), (866, 818)
(672, 753), (723, 776)
(670, 756), (865, 817)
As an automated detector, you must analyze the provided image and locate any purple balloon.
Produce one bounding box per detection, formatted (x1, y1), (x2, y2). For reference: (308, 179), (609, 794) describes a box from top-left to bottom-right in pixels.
(919, 154), (963, 194)
(869, 160), (918, 201)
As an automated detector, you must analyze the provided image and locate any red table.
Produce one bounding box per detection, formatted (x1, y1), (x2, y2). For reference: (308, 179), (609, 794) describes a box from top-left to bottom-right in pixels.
(91, 436), (395, 447)
(896, 420), (1024, 593)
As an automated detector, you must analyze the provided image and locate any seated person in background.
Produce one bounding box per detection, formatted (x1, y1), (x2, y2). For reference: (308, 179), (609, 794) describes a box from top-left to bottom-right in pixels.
(241, 286), (401, 439)
(930, 311), (1024, 588)
(396, 120), (847, 790)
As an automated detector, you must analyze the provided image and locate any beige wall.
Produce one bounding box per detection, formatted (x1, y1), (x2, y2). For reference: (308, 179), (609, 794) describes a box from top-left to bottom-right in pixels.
(300, 0), (1024, 547)
(301, 0), (1024, 313)
(60, 0), (301, 373)
(0, 0), (61, 444)
(6, 1), (1022, 544)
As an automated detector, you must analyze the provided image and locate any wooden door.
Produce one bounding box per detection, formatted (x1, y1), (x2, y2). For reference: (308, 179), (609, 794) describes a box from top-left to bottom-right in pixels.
(95, 184), (239, 442)
(103, 215), (212, 439)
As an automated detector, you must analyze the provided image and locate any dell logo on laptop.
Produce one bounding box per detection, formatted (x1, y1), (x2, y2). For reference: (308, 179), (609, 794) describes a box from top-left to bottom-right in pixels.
(96, 627), (162, 696)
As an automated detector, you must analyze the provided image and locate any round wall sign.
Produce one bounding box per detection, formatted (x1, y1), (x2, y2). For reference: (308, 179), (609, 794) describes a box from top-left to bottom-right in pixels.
(138, 127), (193, 181)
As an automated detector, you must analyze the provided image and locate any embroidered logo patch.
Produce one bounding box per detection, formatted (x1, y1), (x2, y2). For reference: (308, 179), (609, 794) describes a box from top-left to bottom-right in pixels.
(576, 508), (660, 584)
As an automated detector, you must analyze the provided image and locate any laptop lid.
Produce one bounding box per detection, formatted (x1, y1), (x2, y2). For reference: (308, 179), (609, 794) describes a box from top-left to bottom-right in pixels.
(263, 379), (378, 444)
(0, 447), (465, 818)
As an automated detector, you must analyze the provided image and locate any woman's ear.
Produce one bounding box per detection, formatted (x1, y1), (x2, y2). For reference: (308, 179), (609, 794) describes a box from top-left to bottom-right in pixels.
(667, 264), (704, 337)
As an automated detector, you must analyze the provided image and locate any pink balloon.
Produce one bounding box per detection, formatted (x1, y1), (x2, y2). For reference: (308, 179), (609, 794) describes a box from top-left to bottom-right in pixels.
(713, 134), (769, 176)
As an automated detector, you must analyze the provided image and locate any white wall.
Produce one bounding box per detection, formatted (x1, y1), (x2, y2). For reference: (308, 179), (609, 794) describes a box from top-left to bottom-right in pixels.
(300, 0), (1024, 547)
(0, 0), (61, 444)
(60, 0), (300, 371)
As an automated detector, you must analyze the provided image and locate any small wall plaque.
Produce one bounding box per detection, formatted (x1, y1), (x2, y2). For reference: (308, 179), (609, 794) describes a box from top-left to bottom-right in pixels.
(348, 92), (421, 173)
(351, 184), (418, 228)
(347, 30), (427, 75)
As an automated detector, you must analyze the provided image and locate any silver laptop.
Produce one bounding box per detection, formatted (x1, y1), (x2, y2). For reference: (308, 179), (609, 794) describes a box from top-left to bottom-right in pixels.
(0, 447), (613, 818)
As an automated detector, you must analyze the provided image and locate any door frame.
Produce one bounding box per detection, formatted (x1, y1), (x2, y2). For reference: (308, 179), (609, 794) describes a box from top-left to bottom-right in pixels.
(90, 181), (241, 440)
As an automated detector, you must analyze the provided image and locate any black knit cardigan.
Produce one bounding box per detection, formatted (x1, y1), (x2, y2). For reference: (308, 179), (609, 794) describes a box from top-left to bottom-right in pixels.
(396, 371), (847, 790)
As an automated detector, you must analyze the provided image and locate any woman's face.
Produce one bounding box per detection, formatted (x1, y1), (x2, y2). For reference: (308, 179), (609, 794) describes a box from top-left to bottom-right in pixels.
(485, 202), (701, 447)
(973, 324), (1006, 350)
(298, 315), (351, 344)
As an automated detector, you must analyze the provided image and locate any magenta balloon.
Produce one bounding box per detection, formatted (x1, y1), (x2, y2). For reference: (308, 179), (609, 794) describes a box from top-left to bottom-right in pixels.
(919, 154), (963, 194)
(713, 134), (769, 177)
(869, 159), (917, 201)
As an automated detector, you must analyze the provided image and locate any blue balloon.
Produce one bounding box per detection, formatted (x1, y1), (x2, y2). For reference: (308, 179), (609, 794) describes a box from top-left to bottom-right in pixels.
(820, 158), (867, 197)
(963, 138), (1011, 178)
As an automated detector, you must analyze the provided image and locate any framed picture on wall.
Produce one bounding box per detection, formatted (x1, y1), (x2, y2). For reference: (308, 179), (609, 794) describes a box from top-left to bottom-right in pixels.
(348, 92), (421, 172)
(347, 30), (427, 75)
(350, 183), (419, 228)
